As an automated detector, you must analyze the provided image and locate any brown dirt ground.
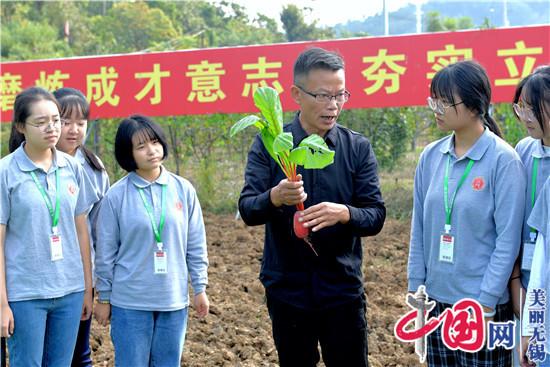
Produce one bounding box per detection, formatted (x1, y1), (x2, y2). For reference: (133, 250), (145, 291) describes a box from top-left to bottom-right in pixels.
(90, 214), (421, 367)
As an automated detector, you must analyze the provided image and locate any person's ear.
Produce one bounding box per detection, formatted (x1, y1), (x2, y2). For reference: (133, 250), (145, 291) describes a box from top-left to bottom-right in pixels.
(291, 85), (301, 105)
(14, 122), (26, 135)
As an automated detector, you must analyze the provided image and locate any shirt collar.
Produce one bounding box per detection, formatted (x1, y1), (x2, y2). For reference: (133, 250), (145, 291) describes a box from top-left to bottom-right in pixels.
(531, 139), (550, 158)
(289, 112), (338, 148)
(439, 128), (492, 161)
(129, 166), (169, 188)
(74, 147), (86, 164)
(14, 142), (68, 172)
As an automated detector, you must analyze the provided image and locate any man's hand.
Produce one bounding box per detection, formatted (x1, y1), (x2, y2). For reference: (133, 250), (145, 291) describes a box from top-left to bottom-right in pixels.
(300, 202), (351, 232)
(270, 174), (307, 207)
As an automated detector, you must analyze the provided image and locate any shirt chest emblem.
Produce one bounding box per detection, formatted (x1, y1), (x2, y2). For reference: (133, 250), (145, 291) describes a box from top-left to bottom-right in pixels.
(175, 201), (183, 211)
(68, 183), (77, 195)
(472, 177), (485, 191)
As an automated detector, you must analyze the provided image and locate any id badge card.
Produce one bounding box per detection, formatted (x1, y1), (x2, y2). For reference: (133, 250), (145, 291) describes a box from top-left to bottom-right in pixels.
(439, 231), (455, 263)
(154, 250), (167, 274)
(50, 234), (63, 261)
(521, 241), (536, 271)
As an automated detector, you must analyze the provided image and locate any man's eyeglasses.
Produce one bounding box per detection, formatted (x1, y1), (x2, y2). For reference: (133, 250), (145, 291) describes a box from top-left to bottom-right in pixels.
(27, 118), (65, 132)
(513, 102), (536, 122)
(427, 97), (464, 115)
(297, 85), (350, 104)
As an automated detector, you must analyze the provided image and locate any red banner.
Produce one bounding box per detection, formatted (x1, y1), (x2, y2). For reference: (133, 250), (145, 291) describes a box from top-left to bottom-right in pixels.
(1, 25), (548, 122)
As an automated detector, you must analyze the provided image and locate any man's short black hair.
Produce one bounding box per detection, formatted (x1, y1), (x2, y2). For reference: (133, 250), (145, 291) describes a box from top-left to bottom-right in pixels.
(115, 114), (169, 172)
(293, 47), (345, 85)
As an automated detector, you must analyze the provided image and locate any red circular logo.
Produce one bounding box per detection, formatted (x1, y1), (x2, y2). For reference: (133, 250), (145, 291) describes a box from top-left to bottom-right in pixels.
(175, 201), (183, 211)
(472, 177), (485, 191)
(68, 184), (77, 195)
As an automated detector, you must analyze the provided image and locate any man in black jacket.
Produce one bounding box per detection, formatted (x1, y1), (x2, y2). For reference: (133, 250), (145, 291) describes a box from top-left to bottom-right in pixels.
(238, 47), (386, 367)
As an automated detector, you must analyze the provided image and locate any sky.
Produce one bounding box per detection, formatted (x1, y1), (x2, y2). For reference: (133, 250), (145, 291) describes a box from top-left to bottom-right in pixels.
(212, 0), (428, 27)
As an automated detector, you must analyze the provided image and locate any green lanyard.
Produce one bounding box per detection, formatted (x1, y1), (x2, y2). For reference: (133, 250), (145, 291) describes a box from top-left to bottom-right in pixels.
(444, 155), (475, 231)
(30, 169), (60, 233)
(138, 185), (167, 244)
(530, 158), (540, 237)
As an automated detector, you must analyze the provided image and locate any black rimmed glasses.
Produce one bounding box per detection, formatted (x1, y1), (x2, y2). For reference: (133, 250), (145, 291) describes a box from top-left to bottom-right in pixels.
(296, 85), (350, 103)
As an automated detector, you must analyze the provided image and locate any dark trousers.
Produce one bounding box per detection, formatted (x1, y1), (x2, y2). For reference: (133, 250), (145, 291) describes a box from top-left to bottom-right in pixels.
(266, 294), (369, 367)
(71, 288), (93, 367)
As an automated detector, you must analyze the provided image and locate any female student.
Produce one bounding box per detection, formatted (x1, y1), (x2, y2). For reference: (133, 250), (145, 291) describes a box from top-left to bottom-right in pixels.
(514, 66), (550, 367)
(94, 114), (209, 366)
(509, 66), (550, 367)
(0, 87), (95, 365)
(53, 87), (110, 367)
(407, 60), (526, 366)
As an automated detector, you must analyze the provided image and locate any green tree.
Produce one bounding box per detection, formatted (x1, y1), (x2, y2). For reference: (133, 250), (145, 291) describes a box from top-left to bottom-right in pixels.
(280, 5), (334, 42)
(425, 11), (474, 32)
(91, 2), (179, 53)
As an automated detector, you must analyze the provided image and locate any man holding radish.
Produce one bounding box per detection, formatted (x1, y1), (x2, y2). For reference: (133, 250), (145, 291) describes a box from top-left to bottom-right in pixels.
(238, 47), (386, 367)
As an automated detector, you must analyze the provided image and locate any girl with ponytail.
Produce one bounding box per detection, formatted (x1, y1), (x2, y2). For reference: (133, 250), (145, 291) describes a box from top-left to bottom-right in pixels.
(407, 60), (526, 366)
(53, 87), (110, 367)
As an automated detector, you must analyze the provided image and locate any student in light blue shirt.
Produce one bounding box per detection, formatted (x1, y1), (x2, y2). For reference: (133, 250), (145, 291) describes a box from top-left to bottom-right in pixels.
(520, 178), (550, 367)
(54, 87), (110, 367)
(0, 87), (94, 366)
(94, 114), (209, 367)
(407, 61), (526, 366)
(508, 66), (550, 367)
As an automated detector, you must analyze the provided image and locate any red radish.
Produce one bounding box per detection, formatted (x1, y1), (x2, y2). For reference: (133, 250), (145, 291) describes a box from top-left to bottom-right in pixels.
(293, 211), (309, 239)
(293, 211), (318, 256)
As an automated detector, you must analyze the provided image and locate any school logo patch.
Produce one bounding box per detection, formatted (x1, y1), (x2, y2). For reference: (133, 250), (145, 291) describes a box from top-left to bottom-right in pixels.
(472, 177), (485, 191)
(175, 201), (183, 211)
(68, 183), (77, 195)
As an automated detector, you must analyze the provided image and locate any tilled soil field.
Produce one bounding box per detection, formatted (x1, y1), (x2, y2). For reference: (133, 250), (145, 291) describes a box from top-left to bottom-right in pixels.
(90, 214), (419, 366)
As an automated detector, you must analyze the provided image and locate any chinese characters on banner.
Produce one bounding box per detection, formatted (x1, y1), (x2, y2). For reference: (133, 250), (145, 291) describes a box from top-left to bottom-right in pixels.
(1, 25), (548, 122)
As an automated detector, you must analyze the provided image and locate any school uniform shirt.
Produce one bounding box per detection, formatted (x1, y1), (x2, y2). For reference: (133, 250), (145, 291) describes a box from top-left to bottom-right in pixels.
(515, 137), (550, 289)
(408, 128), (526, 309)
(95, 167), (208, 311)
(75, 148), (110, 246)
(522, 177), (550, 351)
(0, 144), (98, 301)
(75, 148), (110, 285)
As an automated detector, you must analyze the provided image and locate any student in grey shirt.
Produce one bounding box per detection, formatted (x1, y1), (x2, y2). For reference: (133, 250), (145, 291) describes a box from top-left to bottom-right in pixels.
(407, 61), (526, 366)
(509, 66), (550, 309)
(0, 87), (94, 366)
(94, 115), (209, 367)
(54, 87), (110, 367)
(520, 177), (550, 366)
(508, 66), (550, 367)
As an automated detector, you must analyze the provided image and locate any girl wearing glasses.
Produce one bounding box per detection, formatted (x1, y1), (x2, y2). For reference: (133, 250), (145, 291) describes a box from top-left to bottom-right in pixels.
(93, 115), (209, 366)
(0, 87), (96, 365)
(511, 66), (550, 367)
(53, 87), (110, 367)
(407, 60), (526, 366)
